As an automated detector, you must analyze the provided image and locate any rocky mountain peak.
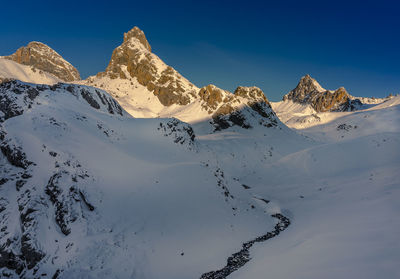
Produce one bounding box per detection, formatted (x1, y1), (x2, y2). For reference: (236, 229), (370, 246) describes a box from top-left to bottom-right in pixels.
(86, 28), (280, 131)
(4, 42), (80, 82)
(234, 86), (269, 104)
(95, 27), (197, 106)
(283, 75), (361, 112)
(293, 74), (325, 96)
(123, 26), (151, 52)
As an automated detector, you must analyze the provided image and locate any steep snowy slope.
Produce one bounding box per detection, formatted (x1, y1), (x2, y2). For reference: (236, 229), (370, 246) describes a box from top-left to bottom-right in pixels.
(0, 80), (291, 279)
(0, 58), (61, 85)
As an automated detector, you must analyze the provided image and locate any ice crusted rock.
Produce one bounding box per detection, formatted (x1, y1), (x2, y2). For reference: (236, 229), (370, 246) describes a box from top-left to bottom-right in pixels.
(5, 42), (80, 82)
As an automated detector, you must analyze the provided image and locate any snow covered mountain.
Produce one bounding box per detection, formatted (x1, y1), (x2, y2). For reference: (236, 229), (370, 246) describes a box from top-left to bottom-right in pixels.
(0, 27), (399, 279)
(282, 74), (362, 112)
(272, 75), (394, 129)
(3, 42), (80, 82)
(82, 27), (279, 132)
(0, 79), (303, 278)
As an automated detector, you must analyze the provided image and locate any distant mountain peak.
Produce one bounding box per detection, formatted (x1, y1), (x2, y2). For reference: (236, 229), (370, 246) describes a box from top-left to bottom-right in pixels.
(283, 75), (360, 112)
(297, 74), (326, 93)
(123, 26), (152, 52)
(5, 41), (80, 82)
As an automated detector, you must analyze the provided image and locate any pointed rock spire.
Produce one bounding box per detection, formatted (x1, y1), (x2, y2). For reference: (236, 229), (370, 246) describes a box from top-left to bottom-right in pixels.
(283, 75), (357, 112)
(123, 26), (151, 52)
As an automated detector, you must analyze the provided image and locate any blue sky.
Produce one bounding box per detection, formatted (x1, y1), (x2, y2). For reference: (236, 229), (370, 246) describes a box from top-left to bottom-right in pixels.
(1, 0), (399, 101)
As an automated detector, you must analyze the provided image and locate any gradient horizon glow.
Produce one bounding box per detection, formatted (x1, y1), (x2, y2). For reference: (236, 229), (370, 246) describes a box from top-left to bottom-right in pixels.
(1, 0), (399, 101)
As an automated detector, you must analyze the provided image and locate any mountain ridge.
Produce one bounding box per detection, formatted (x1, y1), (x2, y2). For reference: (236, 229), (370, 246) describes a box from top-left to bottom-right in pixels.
(84, 26), (280, 132)
(0, 26), (399, 279)
(283, 74), (362, 112)
(4, 42), (80, 82)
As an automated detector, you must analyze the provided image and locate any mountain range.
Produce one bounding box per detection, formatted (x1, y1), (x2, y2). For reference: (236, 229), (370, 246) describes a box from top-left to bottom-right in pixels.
(0, 27), (399, 279)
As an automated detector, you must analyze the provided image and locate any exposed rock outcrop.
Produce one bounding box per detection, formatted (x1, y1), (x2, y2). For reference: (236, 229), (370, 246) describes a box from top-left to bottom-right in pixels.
(205, 85), (278, 131)
(96, 26), (196, 106)
(283, 75), (362, 112)
(5, 42), (80, 82)
(85, 27), (281, 131)
(158, 118), (196, 150)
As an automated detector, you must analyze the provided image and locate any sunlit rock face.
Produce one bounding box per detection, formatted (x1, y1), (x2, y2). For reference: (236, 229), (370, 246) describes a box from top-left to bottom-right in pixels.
(97, 26), (197, 106)
(205, 85), (279, 131)
(283, 74), (361, 112)
(5, 42), (80, 82)
(86, 27), (281, 131)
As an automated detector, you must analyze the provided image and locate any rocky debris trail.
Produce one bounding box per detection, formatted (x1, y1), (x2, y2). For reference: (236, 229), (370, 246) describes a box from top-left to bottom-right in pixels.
(200, 213), (290, 279)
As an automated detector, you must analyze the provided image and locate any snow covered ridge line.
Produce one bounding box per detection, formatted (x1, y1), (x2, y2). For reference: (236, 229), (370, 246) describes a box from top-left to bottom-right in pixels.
(0, 80), (125, 121)
(200, 213), (290, 279)
(0, 78), (210, 278)
(0, 83), (103, 276)
(82, 27), (282, 131)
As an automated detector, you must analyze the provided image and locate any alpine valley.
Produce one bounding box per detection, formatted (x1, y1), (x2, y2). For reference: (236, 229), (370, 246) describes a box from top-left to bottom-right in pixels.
(0, 27), (399, 279)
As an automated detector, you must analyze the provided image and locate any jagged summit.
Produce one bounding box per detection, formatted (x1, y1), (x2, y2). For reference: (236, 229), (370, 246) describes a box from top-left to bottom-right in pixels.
(283, 75), (360, 112)
(4, 42), (80, 82)
(298, 74), (325, 92)
(123, 26), (152, 52)
(283, 74), (326, 103)
(0, 27), (282, 132)
(93, 26), (197, 106)
(234, 86), (270, 103)
(197, 84), (278, 131)
(86, 27), (280, 131)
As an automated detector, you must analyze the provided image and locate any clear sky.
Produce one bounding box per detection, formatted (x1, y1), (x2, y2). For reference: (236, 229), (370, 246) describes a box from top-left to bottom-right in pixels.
(1, 0), (399, 101)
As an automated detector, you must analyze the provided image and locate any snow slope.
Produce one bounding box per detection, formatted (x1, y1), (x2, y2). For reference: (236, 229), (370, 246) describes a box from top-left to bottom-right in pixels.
(0, 29), (399, 278)
(84, 71), (201, 121)
(0, 80), (287, 279)
(271, 95), (394, 129)
(0, 58), (61, 85)
(0, 79), (399, 279)
(227, 96), (400, 279)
